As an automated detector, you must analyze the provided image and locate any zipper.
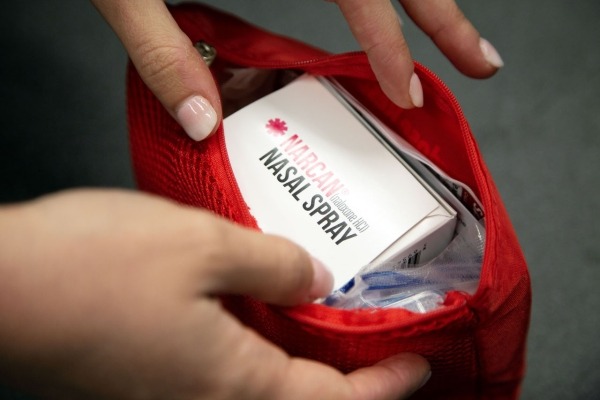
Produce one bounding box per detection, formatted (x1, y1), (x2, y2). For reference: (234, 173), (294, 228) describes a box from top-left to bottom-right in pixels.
(193, 39), (370, 77)
(194, 41), (217, 66)
(413, 62), (483, 180)
(415, 62), (488, 209)
(213, 48), (366, 70)
(414, 62), (493, 301)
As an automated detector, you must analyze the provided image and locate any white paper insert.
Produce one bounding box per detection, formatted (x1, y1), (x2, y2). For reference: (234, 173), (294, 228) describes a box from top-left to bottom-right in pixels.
(223, 75), (454, 289)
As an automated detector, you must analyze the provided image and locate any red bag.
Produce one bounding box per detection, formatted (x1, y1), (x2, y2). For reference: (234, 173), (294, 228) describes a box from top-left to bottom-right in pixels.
(127, 4), (531, 399)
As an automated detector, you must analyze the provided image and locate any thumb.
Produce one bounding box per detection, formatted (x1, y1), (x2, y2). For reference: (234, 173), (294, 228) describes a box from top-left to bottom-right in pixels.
(201, 218), (334, 306)
(92, 0), (221, 141)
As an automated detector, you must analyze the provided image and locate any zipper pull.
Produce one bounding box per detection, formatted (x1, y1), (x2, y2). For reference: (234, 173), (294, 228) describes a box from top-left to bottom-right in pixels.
(194, 41), (217, 67)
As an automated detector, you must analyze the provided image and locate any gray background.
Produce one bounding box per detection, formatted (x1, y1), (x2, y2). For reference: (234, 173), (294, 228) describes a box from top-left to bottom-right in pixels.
(1, 1), (599, 398)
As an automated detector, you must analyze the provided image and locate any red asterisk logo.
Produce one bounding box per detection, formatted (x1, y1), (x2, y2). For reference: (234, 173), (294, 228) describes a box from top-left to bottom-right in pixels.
(266, 118), (288, 136)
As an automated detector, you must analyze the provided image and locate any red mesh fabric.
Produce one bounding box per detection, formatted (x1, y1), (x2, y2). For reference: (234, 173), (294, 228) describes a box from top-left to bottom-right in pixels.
(126, 4), (531, 399)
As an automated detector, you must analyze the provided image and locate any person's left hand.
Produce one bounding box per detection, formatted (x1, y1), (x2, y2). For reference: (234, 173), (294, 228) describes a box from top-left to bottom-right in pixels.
(0, 189), (431, 400)
(92, 0), (503, 142)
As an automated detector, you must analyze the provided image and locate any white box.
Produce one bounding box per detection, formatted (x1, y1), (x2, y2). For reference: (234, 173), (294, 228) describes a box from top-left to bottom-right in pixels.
(223, 75), (457, 290)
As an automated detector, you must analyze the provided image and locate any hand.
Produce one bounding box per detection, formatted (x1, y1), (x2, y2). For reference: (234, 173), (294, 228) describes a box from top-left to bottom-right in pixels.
(331, 0), (504, 108)
(91, 0), (503, 142)
(0, 189), (430, 399)
(91, 0), (221, 142)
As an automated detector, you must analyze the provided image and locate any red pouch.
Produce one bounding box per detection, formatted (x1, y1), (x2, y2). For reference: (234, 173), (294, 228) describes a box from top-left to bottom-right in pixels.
(127, 4), (531, 399)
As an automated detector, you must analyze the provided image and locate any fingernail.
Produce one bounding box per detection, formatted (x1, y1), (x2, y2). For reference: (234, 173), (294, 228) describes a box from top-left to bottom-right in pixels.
(479, 38), (504, 68)
(308, 257), (334, 300)
(409, 73), (424, 108)
(176, 95), (218, 141)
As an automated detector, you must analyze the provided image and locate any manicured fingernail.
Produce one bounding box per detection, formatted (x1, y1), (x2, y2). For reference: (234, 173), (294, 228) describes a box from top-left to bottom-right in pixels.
(480, 38), (504, 68)
(176, 95), (218, 141)
(308, 257), (334, 300)
(409, 73), (424, 108)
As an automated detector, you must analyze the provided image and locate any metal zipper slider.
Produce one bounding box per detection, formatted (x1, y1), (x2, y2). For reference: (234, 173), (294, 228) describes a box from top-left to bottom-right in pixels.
(194, 41), (217, 67)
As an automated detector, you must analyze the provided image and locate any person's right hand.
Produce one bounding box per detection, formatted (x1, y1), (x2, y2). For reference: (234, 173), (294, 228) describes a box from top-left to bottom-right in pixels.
(0, 189), (430, 400)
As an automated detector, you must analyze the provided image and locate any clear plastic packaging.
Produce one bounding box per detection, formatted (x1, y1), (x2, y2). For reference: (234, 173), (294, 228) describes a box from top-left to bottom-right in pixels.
(322, 214), (484, 311)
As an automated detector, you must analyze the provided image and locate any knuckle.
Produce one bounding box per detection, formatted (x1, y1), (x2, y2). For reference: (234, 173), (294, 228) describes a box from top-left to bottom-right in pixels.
(182, 211), (230, 267)
(368, 39), (408, 66)
(196, 217), (231, 260)
(271, 236), (313, 290)
(134, 36), (191, 87)
(430, 5), (467, 41)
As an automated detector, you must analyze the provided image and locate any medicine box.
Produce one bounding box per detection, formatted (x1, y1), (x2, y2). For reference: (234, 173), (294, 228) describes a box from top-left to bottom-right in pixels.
(223, 75), (457, 290)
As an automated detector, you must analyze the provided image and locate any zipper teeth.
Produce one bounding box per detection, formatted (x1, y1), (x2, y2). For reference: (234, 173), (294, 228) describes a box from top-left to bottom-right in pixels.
(184, 12), (349, 68)
(415, 62), (471, 138)
(216, 45), (365, 70)
(416, 62), (492, 295)
(415, 62), (487, 188)
(216, 124), (258, 227)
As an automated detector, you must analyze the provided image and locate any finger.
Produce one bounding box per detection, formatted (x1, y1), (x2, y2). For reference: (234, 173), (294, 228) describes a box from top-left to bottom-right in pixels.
(214, 317), (429, 400)
(333, 0), (423, 108)
(400, 0), (504, 77)
(201, 219), (334, 306)
(264, 353), (431, 399)
(91, 0), (220, 141)
(347, 353), (431, 399)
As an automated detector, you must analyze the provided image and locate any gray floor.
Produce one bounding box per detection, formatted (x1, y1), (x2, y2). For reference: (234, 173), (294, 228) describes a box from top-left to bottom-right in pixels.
(1, 1), (599, 398)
